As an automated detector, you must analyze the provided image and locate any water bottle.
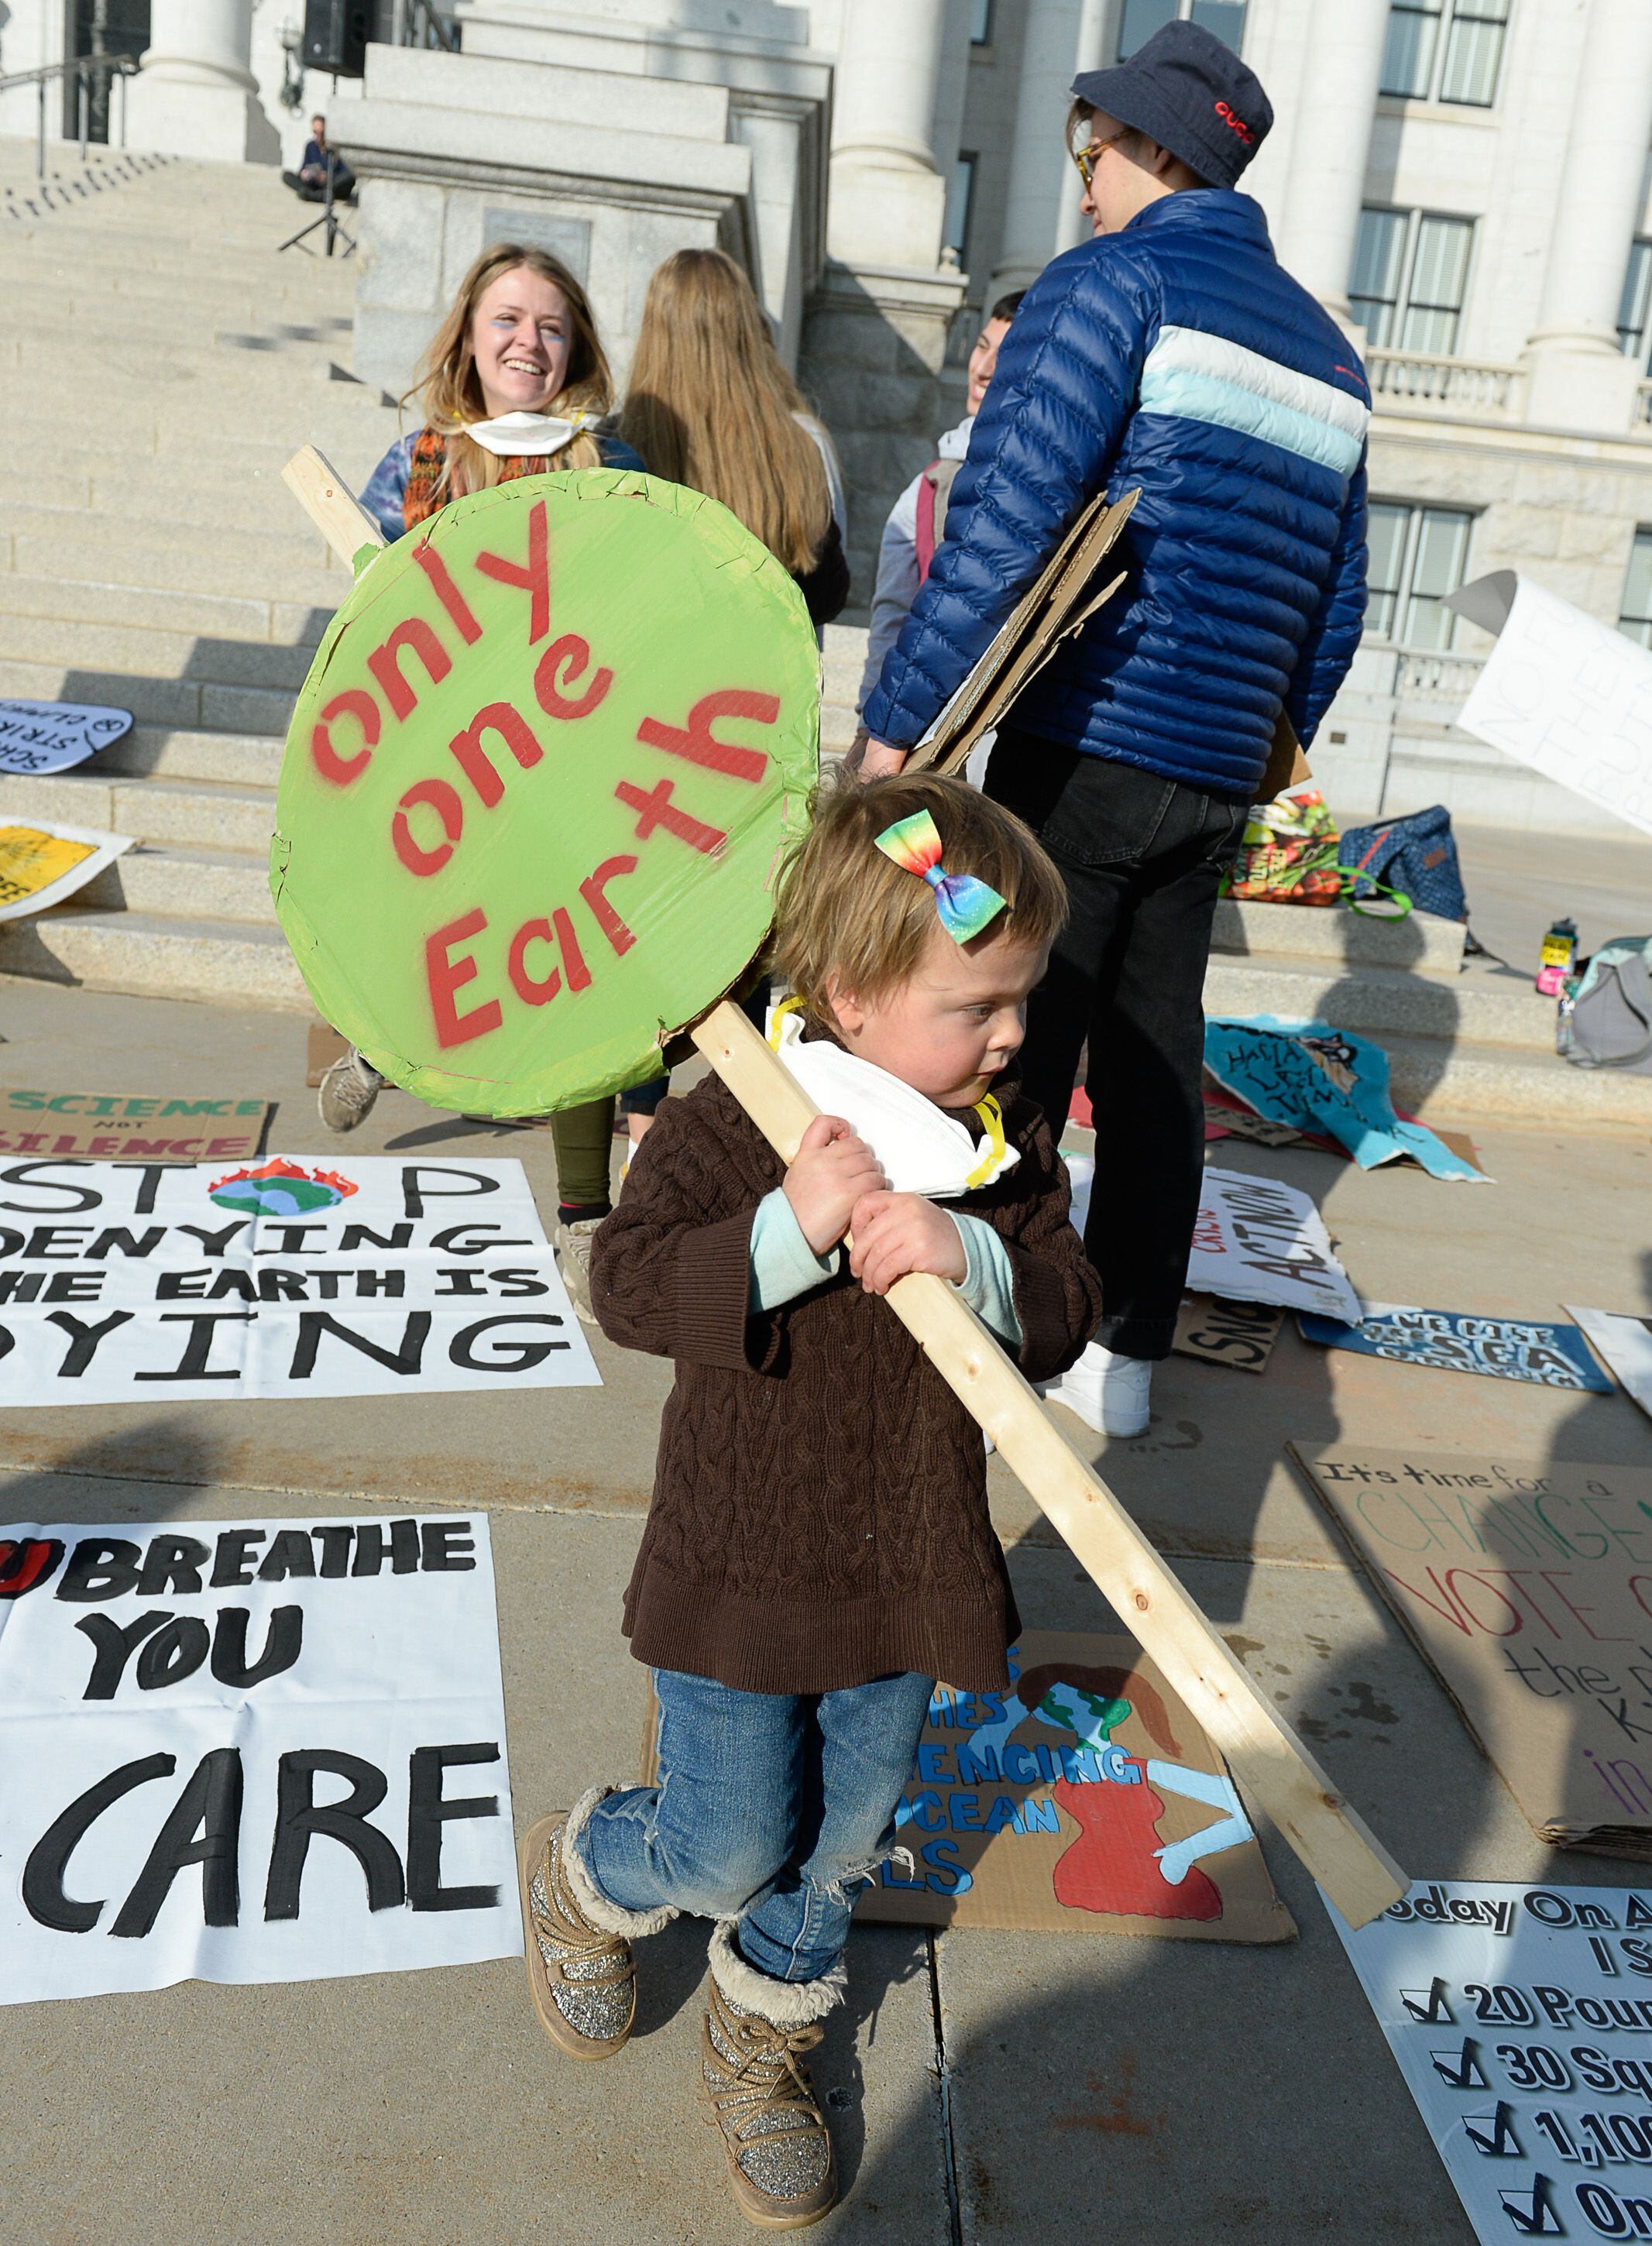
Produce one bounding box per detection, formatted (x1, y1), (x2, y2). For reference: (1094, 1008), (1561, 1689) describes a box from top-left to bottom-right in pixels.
(1536, 916), (1578, 997)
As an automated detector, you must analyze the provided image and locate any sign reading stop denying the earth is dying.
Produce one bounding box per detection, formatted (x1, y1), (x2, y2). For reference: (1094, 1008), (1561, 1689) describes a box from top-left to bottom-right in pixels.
(272, 470), (820, 1115)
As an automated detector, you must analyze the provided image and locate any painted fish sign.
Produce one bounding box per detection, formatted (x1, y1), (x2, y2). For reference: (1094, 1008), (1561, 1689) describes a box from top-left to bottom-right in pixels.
(271, 468), (819, 1117)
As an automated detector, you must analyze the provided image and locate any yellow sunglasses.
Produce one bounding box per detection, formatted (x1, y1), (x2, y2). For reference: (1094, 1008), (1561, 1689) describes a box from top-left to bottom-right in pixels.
(1071, 126), (1132, 189)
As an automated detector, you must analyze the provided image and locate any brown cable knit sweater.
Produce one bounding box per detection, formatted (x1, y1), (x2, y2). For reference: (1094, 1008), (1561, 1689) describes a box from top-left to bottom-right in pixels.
(589, 1069), (1101, 1695)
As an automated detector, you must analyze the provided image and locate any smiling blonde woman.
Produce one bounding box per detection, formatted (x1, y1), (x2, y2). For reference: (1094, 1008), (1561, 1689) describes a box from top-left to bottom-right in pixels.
(357, 242), (644, 544)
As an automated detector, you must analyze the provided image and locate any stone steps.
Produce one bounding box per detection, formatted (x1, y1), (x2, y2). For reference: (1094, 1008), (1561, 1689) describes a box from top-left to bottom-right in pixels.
(0, 572), (332, 650)
(0, 905), (307, 1011)
(2, 507), (354, 603)
(99, 727), (284, 790)
(1203, 948), (1556, 1054)
(80, 841), (275, 922)
(1377, 1029), (1652, 1128)
(0, 768), (278, 853)
(0, 612), (316, 692)
(0, 655), (294, 738)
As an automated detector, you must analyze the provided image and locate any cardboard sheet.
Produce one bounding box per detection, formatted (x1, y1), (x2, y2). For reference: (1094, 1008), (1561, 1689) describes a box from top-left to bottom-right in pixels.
(1070, 1156), (1360, 1321)
(0, 698), (132, 777)
(1451, 571), (1652, 836)
(1568, 1307), (1652, 1427)
(853, 1634), (1293, 1939)
(0, 818), (133, 920)
(306, 1021), (350, 1089)
(0, 1513), (519, 2004)
(0, 1089), (270, 1162)
(906, 489), (1139, 777)
(1204, 1016), (1489, 1182)
(1299, 1304), (1613, 1392)
(1173, 1293), (1283, 1374)
(1293, 1444), (1652, 1855)
(1330, 1876), (1652, 2246)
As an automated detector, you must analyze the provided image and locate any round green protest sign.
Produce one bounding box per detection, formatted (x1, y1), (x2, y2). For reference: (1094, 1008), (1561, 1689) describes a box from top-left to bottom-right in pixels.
(272, 471), (819, 1115)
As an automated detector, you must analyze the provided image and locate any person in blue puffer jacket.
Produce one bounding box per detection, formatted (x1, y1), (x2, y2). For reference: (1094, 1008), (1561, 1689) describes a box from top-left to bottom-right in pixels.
(858, 19), (1369, 1440)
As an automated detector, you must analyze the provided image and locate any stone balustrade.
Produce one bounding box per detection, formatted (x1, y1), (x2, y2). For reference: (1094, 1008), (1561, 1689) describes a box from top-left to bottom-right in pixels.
(1366, 349), (1523, 417)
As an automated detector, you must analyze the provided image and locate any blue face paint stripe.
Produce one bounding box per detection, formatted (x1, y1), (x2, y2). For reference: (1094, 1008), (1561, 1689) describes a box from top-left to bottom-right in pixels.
(1138, 365), (1365, 478)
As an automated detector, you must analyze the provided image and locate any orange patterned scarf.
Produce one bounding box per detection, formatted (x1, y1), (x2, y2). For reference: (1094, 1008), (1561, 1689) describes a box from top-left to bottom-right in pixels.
(402, 428), (550, 531)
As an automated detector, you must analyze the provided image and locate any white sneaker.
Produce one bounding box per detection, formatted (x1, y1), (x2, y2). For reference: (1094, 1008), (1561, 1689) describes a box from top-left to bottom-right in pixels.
(1041, 1343), (1152, 1438)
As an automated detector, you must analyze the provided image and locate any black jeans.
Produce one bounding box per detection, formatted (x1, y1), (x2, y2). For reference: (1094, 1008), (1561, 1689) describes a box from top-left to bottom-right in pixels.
(986, 730), (1247, 1362)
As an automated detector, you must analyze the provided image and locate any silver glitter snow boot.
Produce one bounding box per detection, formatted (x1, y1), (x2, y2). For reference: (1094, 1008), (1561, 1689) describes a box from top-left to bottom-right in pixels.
(517, 1785), (675, 2062)
(701, 1922), (840, 2231)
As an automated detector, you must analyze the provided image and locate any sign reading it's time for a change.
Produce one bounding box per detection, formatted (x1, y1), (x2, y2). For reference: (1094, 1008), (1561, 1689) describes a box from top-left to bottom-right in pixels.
(0, 1153), (598, 1403)
(273, 470), (820, 1118)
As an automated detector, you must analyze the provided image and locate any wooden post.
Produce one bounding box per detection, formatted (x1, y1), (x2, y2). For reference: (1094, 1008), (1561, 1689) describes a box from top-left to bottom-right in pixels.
(692, 999), (1407, 1929)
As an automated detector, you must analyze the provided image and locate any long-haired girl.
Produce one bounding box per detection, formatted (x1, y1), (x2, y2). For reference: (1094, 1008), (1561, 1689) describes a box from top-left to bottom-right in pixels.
(619, 248), (850, 625)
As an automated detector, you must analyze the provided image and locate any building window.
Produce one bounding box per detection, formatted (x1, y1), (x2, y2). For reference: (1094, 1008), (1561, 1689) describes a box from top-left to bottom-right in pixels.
(1367, 503), (1473, 648)
(1118, 0), (1245, 60)
(1619, 531), (1652, 650)
(1619, 239), (1652, 367)
(1381, 0), (1509, 106)
(1350, 207), (1473, 353)
(970, 0), (994, 43)
(945, 153), (977, 266)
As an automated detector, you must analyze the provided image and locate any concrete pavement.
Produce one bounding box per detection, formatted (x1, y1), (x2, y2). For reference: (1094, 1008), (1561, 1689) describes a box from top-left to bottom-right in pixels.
(1, 974), (1650, 2243)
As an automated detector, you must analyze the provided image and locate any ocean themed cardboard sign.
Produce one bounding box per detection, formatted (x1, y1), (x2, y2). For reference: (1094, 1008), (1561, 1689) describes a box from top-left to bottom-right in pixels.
(271, 470), (820, 1118)
(853, 1633), (1294, 1940)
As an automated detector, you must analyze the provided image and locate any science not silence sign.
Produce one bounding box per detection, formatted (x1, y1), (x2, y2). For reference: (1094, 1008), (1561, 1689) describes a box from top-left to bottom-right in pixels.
(0, 1153), (599, 1403)
(272, 470), (820, 1117)
(0, 1513), (520, 2004)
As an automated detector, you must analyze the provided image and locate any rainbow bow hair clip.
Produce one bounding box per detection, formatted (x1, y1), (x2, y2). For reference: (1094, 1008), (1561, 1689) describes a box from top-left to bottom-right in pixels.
(874, 809), (1006, 945)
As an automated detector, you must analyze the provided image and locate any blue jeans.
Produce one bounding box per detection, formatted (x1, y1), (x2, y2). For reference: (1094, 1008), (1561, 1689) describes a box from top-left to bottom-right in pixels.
(578, 1667), (934, 1983)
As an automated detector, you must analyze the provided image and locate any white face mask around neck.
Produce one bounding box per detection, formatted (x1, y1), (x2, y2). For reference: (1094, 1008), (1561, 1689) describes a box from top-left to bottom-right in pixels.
(462, 409), (595, 458)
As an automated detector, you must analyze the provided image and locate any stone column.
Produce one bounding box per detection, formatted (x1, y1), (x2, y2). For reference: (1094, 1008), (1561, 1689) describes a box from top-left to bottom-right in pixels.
(1276, 0), (1389, 324)
(1523, 0), (1652, 433)
(125, 0), (278, 164)
(827, 0), (950, 271)
(992, 0), (1087, 297)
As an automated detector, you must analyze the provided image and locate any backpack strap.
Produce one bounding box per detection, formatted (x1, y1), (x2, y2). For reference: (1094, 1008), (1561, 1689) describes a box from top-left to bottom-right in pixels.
(915, 462), (942, 582)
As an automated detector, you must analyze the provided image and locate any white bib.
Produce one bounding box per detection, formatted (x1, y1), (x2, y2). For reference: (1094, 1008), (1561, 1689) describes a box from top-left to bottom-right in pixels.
(767, 1003), (1018, 1202)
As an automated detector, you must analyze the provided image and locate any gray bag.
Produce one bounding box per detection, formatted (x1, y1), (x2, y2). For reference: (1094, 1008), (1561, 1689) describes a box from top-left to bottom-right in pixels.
(1558, 937), (1652, 1073)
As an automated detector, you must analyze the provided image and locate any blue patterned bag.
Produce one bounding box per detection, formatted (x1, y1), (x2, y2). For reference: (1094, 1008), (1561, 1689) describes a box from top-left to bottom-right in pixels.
(1338, 805), (1468, 922)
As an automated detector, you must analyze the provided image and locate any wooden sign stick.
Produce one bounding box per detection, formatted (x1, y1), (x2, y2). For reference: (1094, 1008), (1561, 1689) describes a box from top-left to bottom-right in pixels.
(283, 445), (386, 569)
(277, 449), (1405, 1925)
(692, 999), (1407, 1929)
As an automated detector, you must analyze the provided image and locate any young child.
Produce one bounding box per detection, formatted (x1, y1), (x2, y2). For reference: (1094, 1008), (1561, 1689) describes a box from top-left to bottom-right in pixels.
(516, 774), (1100, 2231)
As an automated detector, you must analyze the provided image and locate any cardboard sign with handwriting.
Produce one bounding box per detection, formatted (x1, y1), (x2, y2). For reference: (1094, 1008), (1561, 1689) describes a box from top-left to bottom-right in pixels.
(1293, 1444), (1652, 1856)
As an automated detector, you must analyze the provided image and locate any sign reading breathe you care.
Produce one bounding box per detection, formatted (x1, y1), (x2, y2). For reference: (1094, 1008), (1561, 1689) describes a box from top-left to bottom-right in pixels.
(0, 1154), (598, 1402)
(273, 470), (820, 1117)
(0, 1513), (519, 2004)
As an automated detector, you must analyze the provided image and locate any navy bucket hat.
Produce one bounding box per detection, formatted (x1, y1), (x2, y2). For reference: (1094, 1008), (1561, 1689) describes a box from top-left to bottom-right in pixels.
(1071, 19), (1272, 192)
